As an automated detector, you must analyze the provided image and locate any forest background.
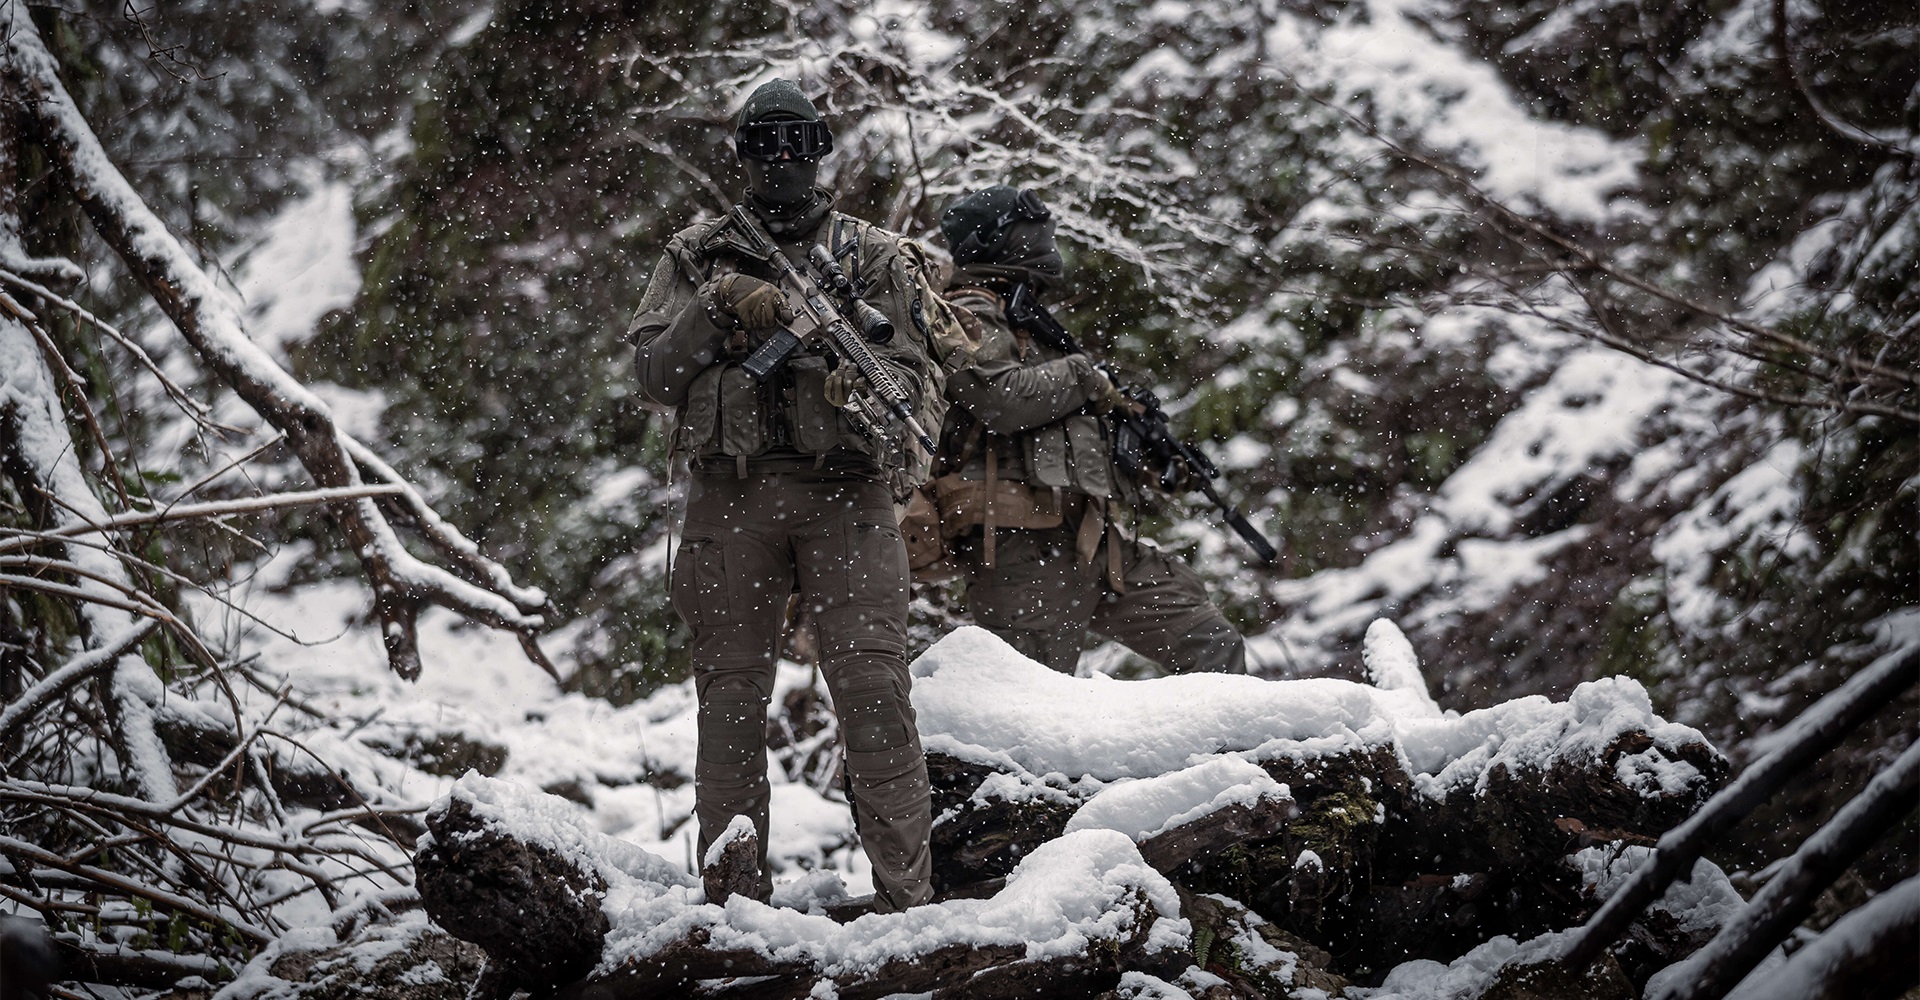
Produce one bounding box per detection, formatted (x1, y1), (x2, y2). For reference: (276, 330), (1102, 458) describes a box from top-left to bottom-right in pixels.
(0, 0), (1914, 991)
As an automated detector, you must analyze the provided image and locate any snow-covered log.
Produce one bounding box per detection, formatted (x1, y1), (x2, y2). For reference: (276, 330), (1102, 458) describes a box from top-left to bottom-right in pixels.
(1649, 738), (1920, 1000)
(1719, 873), (1920, 1000)
(1559, 640), (1920, 972)
(0, 5), (550, 681)
(419, 626), (1731, 997)
(417, 773), (1189, 999)
(914, 628), (1725, 966)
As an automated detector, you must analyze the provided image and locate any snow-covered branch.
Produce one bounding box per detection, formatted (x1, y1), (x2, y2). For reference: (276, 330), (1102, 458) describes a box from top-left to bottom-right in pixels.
(0, 5), (551, 680)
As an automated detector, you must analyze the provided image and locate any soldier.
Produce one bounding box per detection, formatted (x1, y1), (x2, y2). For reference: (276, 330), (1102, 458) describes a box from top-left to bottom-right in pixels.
(934, 185), (1248, 676)
(626, 79), (949, 912)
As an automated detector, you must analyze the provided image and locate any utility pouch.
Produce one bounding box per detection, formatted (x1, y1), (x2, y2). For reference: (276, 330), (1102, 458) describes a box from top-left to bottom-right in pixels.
(787, 355), (841, 454)
(716, 364), (769, 458)
(678, 364), (724, 455)
(1027, 424), (1072, 490)
(933, 473), (1064, 533)
(1064, 415), (1114, 500)
(900, 483), (960, 583)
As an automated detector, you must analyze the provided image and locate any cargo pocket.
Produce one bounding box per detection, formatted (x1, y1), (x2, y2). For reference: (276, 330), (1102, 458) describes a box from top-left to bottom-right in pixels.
(678, 365), (724, 455)
(669, 535), (733, 626)
(788, 356), (841, 454)
(843, 519), (909, 614)
(717, 365), (769, 458)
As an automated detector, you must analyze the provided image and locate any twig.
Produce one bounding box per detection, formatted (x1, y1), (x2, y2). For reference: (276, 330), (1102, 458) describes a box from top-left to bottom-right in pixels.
(0, 619), (157, 743)
(0, 265), (233, 431)
(0, 833), (272, 944)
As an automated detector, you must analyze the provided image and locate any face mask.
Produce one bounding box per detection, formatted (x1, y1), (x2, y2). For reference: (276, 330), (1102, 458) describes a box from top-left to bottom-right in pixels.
(744, 158), (820, 210)
(1001, 220), (1064, 285)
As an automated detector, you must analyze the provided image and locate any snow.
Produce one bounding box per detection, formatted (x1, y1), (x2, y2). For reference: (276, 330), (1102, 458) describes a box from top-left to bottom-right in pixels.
(234, 179), (360, 357)
(915, 626), (1708, 804)
(1572, 846), (1742, 936)
(1064, 757), (1290, 842)
(1362, 618), (1440, 716)
(1716, 874), (1920, 1000)
(704, 814), (758, 870)
(1266, 342), (1713, 669)
(0, 302), (178, 801)
(1651, 439), (1812, 635)
(1263, 0), (1641, 221)
(201, 563), (1729, 993)
(486, 774), (1192, 979)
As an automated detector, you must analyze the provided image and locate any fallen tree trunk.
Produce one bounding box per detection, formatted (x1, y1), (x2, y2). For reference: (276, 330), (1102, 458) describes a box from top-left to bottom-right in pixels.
(417, 775), (1191, 1000)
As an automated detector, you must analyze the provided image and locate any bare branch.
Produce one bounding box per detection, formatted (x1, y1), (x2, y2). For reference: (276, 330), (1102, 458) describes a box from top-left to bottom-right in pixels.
(0, 619), (157, 744)
(1772, 0), (1920, 161)
(0, 288), (131, 509)
(0, 263), (235, 432)
(1272, 67), (1920, 422)
(0, 483), (406, 555)
(0, 833), (272, 944)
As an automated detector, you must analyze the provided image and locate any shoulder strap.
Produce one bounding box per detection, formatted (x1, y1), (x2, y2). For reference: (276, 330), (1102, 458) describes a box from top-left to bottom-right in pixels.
(831, 215), (865, 295)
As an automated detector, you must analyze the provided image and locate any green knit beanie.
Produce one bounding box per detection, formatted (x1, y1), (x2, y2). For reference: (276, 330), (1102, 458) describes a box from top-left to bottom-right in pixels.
(735, 78), (822, 128)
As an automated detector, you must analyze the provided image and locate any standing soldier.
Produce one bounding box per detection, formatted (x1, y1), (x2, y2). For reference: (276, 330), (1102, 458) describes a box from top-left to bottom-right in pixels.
(934, 185), (1248, 676)
(626, 79), (948, 912)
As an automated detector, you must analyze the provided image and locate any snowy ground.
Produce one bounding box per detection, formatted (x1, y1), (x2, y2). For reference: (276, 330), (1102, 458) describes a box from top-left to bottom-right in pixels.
(204, 554), (1741, 998)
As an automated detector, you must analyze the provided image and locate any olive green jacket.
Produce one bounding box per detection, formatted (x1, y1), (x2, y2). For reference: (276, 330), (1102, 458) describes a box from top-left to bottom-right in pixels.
(940, 285), (1120, 503)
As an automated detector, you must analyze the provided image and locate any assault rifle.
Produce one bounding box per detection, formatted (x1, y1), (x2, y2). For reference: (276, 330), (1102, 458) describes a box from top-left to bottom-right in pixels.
(730, 206), (935, 452)
(998, 282), (1278, 563)
(1106, 377), (1280, 564)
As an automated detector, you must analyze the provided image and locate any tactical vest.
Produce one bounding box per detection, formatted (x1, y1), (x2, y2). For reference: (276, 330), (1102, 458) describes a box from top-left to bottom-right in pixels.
(662, 211), (955, 496)
(939, 287), (1115, 504)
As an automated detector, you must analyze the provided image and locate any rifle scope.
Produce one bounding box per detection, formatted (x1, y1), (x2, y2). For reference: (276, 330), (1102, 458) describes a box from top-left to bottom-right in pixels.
(807, 244), (894, 344)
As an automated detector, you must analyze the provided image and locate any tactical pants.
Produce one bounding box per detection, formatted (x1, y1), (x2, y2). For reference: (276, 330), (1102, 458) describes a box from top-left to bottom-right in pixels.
(671, 469), (933, 912)
(960, 522), (1246, 676)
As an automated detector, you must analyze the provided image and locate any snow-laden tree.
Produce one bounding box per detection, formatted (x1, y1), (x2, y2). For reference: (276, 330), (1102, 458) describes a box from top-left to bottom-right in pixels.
(1, 0), (551, 978)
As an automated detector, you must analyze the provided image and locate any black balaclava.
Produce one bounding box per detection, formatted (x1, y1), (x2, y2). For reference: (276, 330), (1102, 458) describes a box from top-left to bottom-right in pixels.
(734, 79), (831, 235)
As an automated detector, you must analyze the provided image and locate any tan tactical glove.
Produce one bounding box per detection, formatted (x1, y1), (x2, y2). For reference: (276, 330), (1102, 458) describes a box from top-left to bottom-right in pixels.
(704, 273), (793, 329)
(1083, 366), (1132, 415)
(823, 364), (860, 407)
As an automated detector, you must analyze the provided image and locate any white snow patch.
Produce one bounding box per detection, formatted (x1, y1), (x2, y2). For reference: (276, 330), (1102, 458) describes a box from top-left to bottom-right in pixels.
(1065, 757), (1289, 842)
(235, 180), (360, 356)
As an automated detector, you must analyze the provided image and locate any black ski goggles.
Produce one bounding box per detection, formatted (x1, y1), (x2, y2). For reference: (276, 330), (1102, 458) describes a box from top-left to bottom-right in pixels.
(953, 188), (1052, 260)
(734, 120), (834, 162)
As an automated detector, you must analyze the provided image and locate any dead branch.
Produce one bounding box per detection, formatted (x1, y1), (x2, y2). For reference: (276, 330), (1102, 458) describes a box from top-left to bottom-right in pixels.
(1771, 0), (1920, 161)
(1273, 67), (1920, 424)
(0, 263), (231, 431)
(0, 619), (156, 744)
(0, 833), (272, 944)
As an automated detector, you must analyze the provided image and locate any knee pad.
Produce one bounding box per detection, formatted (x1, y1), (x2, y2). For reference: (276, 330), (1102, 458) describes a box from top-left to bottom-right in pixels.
(837, 674), (911, 756)
(812, 605), (907, 660)
(698, 678), (769, 773)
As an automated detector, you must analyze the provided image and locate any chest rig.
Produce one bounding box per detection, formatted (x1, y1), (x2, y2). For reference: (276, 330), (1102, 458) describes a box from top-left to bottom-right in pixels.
(667, 213), (885, 475)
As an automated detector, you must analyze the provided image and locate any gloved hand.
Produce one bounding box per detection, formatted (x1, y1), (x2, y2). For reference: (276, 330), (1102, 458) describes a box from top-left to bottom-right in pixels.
(824, 364), (860, 407)
(1083, 366), (1132, 415)
(703, 273), (793, 329)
